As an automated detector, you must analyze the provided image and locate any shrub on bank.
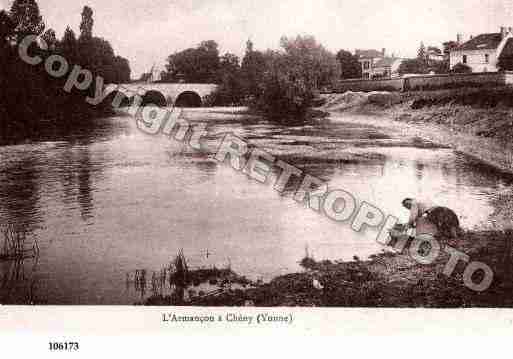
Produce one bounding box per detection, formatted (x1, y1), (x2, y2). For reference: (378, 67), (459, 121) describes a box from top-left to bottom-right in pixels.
(204, 80), (246, 107)
(252, 72), (316, 124)
(451, 63), (472, 74)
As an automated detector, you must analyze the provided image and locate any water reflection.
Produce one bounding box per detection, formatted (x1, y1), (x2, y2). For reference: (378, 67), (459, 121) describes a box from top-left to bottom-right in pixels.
(414, 161), (425, 181)
(0, 254), (40, 304)
(76, 147), (94, 221)
(0, 157), (41, 234)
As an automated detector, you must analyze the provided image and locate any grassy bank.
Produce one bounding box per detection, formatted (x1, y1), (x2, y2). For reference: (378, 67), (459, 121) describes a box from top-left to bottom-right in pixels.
(144, 228), (513, 307)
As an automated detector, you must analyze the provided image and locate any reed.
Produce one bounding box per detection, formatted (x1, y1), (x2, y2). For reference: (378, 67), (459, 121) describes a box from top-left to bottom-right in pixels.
(0, 225), (39, 261)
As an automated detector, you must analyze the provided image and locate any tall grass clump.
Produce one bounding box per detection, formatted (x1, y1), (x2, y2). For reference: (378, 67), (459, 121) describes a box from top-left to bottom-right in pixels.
(0, 225), (39, 261)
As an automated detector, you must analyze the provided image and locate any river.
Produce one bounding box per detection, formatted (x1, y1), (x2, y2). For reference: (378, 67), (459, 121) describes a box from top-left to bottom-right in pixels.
(0, 107), (511, 304)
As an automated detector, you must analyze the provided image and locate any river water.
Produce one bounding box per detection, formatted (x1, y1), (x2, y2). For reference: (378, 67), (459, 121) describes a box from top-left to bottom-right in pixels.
(0, 107), (511, 304)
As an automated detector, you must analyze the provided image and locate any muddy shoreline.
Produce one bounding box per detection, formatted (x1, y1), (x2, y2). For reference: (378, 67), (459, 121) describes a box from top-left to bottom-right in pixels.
(145, 228), (513, 307)
(322, 90), (513, 176)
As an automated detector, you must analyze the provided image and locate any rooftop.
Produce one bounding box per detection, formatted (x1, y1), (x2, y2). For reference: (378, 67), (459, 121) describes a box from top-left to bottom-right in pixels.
(355, 49), (384, 59)
(455, 33), (503, 51)
(374, 57), (401, 68)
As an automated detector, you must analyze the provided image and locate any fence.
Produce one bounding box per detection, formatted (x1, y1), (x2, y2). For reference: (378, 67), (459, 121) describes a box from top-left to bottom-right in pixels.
(331, 71), (513, 93)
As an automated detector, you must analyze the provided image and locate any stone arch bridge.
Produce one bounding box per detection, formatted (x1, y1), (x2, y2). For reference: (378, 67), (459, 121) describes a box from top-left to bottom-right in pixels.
(106, 83), (218, 107)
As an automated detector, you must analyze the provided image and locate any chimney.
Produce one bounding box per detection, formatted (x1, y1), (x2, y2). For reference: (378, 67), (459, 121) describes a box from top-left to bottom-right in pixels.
(501, 26), (508, 38)
(382, 48), (386, 56)
(456, 33), (463, 45)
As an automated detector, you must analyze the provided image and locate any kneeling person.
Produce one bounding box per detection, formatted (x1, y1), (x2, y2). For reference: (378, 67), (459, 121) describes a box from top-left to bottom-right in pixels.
(402, 198), (461, 242)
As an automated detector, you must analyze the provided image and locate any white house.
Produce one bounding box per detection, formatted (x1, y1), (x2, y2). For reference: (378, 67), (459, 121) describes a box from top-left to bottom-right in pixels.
(450, 26), (513, 72)
(371, 57), (404, 78)
(355, 48), (404, 79)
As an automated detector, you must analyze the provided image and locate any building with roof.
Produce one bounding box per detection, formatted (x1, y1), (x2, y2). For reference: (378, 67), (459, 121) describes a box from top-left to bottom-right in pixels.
(371, 57), (404, 79)
(355, 48), (403, 79)
(450, 27), (513, 72)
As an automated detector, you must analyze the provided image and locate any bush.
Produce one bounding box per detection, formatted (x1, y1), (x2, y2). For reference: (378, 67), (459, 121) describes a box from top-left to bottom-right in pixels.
(249, 36), (338, 124)
(451, 62), (472, 74)
(498, 54), (513, 71)
(205, 79), (245, 106)
(254, 72), (316, 124)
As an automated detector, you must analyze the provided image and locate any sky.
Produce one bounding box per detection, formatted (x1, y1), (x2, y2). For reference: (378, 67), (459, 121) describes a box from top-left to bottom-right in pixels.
(1, 0), (513, 78)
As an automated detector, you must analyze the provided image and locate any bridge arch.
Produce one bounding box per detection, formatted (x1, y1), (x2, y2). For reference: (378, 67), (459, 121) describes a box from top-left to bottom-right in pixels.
(175, 91), (202, 107)
(104, 90), (131, 107)
(141, 90), (167, 107)
(105, 83), (218, 108)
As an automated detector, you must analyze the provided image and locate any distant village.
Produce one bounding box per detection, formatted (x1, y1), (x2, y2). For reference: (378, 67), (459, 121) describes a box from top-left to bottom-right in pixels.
(354, 26), (513, 80)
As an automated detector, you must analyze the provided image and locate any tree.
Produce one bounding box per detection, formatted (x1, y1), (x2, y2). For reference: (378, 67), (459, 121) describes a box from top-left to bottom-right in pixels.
(196, 40), (220, 82)
(9, 0), (44, 42)
(336, 49), (362, 79)
(254, 35), (339, 123)
(452, 62), (472, 73)
(210, 52), (244, 105)
(87, 37), (116, 82)
(219, 53), (240, 76)
(0, 0), (131, 141)
(256, 49), (315, 122)
(498, 53), (513, 71)
(417, 41), (427, 64)
(433, 59), (450, 74)
(79, 6), (94, 40)
(164, 40), (221, 83)
(59, 26), (78, 63)
(398, 58), (429, 75)
(42, 28), (57, 50)
(279, 35), (340, 88)
(0, 10), (15, 45)
(241, 39), (267, 97)
(113, 56), (131, 83)
(74, 7), (129, 84)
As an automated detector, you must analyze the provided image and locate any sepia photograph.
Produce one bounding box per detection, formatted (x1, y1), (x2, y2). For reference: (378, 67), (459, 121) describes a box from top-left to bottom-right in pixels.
(0, 0), (513, 323)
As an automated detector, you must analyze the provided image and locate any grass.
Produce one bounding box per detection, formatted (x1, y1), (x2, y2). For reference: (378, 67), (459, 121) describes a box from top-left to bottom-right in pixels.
(0, 225), (39, 262)
(130, 249), (253, 305)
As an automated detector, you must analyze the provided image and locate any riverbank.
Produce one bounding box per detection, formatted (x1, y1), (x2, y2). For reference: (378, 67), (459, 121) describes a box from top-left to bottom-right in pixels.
(144, 227), (513, 307)
(140, 94), (513, 307)
(321, 88), (513, 175)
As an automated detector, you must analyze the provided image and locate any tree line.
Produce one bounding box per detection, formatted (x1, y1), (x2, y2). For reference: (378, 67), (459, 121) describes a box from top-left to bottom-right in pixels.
(0, 0), (131, 143)
(159, 36), (353, 122)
